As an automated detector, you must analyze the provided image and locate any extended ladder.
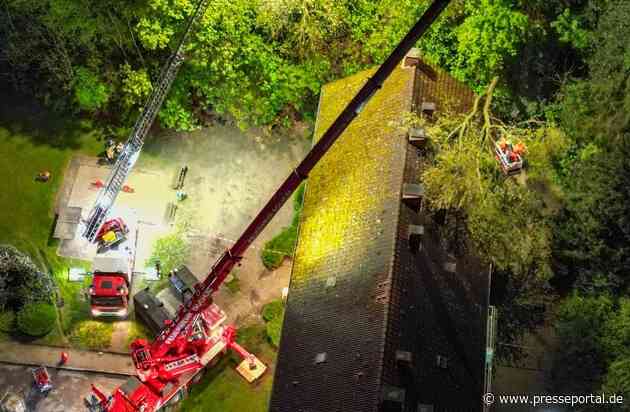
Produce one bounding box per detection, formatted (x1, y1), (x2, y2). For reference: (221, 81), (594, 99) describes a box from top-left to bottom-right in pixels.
(83, 0), (211, 241)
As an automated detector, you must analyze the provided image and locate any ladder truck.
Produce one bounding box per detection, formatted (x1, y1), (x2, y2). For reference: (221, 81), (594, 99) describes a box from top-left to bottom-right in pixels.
(81, 0), (211, 242)
(87, 0), (452, 410)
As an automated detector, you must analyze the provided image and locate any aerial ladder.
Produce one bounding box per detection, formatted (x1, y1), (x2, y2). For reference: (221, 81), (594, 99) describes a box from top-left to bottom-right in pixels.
(88, 0), (452, 410)
(82, 0), (211, 241)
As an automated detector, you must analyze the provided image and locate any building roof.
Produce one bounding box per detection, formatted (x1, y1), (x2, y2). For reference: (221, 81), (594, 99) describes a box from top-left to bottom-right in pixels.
(270, 55), (485, 412)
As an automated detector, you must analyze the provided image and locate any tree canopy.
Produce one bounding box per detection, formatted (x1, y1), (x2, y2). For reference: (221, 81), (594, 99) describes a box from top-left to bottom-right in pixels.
(0, 0), (586, 130)
(0, 245), (55, 310)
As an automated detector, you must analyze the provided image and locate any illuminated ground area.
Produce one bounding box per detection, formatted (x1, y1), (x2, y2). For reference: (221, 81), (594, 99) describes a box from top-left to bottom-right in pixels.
(0, 93), (307, 410)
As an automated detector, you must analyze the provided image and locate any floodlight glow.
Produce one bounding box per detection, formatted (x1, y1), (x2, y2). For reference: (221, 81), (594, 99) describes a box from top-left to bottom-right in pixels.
(68, 267), (86, 282)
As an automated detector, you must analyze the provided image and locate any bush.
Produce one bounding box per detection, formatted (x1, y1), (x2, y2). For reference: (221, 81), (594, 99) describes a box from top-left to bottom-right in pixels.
(262, 300), (285, 347)
(261, 183), (305, 270)
(147, 232), (190, 275)
(0, 310), (16, 333)
(224, 274), (240, 294)
(261, 225), (298, 270)
(69, 320), (113, 350)
(265, 316), (283, 348)
(17, 302), (56, 336)
(73, 67), (110, 112)
(262, 300), (284, 322)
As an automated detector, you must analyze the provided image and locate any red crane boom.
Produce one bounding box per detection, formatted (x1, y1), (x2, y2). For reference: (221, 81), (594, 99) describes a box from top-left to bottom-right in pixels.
(150, 0), (451, 356)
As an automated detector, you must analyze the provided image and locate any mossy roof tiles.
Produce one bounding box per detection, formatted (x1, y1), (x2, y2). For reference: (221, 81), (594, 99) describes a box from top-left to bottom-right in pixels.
(270, 57), (481, 412)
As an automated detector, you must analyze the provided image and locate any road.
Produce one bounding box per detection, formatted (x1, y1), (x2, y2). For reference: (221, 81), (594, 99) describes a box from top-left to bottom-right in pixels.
(0, 363), (126, 412)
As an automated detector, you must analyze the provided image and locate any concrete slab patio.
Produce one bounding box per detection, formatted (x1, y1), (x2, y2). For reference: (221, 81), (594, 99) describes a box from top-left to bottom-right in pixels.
(55, 156), (172, 270)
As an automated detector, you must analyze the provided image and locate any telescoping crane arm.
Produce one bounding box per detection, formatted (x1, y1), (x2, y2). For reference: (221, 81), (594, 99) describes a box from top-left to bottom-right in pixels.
(82, 0), (211, 241)
(148, 0), (453, 358)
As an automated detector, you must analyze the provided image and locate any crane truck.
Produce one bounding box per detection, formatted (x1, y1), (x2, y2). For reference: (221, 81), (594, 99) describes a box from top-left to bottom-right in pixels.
(86, 0), (452, 410)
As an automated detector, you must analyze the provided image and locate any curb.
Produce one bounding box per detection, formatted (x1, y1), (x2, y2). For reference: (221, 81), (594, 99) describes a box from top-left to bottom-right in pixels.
(0, 360), (134, 377)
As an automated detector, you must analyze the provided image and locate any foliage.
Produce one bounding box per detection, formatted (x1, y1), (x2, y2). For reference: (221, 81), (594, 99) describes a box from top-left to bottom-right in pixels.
(127, 319), (152, 345)
(17, 302), (57, 337)
(147, 231), (191, 275)
(262, 300), (284, 322)
(557, 0), (630, 144)
(453, 0), (529, 87)
(416, 82), (568, 352)
(224, 273), (240, 294)
(69, 320), (113, 350)
(553, 294), (630, 398)
(1, 0), (576, 129)
(73, 67), (110, 112)
(0, 245), (55, 309)
(0, 310), (16, 333)
(261, 300), (285, 348)
(261, 186), (305, 269)
(266, 316), (283, 348)
(293, 183), (306, 212)
(551, 9), (590, 50)
(602, 359), (630, 407)
(419, 89), (566, 281)
(120, 63), (153, 109)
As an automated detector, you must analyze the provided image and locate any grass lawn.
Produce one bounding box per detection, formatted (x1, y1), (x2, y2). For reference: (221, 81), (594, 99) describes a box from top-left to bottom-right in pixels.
(0, 92), (103, 345)
(179, 324), (277, 412)
(68, 320), (114, 350)
(126, 319), (152, 345)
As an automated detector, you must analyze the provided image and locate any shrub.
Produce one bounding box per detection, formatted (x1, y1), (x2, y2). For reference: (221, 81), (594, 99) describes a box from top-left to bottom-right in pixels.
(73, 67), (110, 112)
(0, 310), (16, 333)
(147, 232), (190, 275)
(262, 300), (284, 322)
(262, 300), (285, 347)
(266, 316), (283, 348)
(17, 302), (56, 336)
(69, 320), (113, 350)
(224, 274), (240, 294)
(261, 225), (298, 270)
(261, 184), (305, 269)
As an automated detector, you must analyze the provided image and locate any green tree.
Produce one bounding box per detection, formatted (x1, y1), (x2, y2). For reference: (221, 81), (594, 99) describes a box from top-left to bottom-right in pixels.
(553, 293), (612, 393)
(120, 63), (153, 109)
(553, 295), (630, 401)
(551, 8), (590, 50)
(0, 245), (55, 309)
(73, 66), (110, 112)
(453, 0), (529, 87)
(602, 359), (630, 408)
(147, 232), (191, 274)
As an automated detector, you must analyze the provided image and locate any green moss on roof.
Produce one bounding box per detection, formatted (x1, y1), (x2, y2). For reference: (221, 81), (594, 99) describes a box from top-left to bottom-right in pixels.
(292, 65), (415, 285)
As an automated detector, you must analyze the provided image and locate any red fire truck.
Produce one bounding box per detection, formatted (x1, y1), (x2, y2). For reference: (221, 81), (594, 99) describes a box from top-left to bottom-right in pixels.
(89, 255), (131, 318)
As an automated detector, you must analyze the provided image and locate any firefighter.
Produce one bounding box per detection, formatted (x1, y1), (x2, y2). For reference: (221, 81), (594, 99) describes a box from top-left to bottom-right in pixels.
(59, 351), (69, 365)
(513, 142), (526, 156)
(36, 171), (51, 182)
(498, 137), (508, 152)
